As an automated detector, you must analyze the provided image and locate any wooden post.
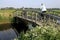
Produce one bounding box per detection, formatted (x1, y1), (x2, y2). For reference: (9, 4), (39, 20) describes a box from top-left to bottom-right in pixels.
(16, 12), (18, 16)
(26, 12), (28, 19)
(32, 12), (33, 21)
(21, 11), (23, 18)
(35, 13), (37, 23)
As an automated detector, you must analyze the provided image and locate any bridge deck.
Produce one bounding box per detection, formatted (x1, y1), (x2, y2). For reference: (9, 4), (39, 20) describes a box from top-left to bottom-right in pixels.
(17, 16), (42, 26)
(13, 10), (60, 25)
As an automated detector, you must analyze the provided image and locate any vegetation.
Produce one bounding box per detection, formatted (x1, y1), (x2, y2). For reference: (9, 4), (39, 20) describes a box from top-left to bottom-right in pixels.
(0, 9), (15, 30)
(0, 9), (15, 22)
(0, 8), (60, 39)
(47, 9), (60, 16)
(15, 18), (60, 40)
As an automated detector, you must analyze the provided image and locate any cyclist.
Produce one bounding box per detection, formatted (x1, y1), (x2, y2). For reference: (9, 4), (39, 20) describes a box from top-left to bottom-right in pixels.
(40, 3), (47, 19)
(40, 3), (47, 14)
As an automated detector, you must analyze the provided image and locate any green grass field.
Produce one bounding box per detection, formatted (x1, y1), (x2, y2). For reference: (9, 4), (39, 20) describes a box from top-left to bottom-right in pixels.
(0, 9), (15, 23)
(47, 10), (60, 16)
(0, 9), (15, 30)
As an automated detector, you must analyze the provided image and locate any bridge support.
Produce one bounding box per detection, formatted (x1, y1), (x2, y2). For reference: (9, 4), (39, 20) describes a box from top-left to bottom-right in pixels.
(27, 23), (33, 29)
(12, 16), (38, 33)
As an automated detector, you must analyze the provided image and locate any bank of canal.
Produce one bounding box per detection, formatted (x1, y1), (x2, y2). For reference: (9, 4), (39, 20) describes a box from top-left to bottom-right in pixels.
(0, 22), (18, 40)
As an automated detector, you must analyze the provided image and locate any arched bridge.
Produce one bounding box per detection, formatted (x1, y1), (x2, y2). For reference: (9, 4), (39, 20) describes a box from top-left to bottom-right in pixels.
(13, 10), (60, 26)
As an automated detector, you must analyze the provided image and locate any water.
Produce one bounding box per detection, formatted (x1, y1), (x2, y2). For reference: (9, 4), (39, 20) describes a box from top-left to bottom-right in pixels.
(0, 23), (11, 30)
(57, 20), (60, 24)
(0, 23), (17, 40)
(28, 23), (33, 29)
(0, 28), (17, 40)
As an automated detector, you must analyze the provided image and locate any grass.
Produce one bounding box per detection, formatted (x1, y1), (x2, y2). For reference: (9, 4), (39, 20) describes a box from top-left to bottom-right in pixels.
(47, 10), (60, 16)
(16, 19), (60, 40)
(0, 9), (60, 40)
(0, 9), (15, 22)
(0, 9), (15, 30)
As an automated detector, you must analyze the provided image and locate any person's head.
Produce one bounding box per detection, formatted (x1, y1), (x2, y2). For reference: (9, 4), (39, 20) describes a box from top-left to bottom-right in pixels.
(41, 3), (44, 6)
(22, 7), (25, 10)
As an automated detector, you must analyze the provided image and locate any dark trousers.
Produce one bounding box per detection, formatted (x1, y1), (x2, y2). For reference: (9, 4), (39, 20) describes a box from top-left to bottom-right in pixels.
(39, 11), (46, 19)
(42, 11), (46, 14)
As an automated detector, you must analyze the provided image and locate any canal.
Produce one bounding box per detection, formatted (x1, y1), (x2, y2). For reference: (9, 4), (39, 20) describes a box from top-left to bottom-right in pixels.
(0, 23), (18, 40)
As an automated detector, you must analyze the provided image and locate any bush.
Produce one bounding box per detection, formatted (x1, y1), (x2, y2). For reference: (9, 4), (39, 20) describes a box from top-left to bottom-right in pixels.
(16, 25), (60, 40)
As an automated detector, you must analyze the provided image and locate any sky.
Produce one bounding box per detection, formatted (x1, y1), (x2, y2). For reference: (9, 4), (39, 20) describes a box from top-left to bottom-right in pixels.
(0, 0), (60, 8)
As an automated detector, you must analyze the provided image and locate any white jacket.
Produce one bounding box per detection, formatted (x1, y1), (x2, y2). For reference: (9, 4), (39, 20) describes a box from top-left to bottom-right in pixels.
(41, 4), (47, 11)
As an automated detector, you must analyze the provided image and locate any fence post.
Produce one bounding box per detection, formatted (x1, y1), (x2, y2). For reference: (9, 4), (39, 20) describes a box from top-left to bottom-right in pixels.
(26, 12), (28, 19)
(32, 12), (33, 21)
(35, 13), (37, 23)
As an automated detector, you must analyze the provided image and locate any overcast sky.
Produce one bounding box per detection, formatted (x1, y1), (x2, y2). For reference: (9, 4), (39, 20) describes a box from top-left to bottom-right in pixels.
(0, 0), (60, 8)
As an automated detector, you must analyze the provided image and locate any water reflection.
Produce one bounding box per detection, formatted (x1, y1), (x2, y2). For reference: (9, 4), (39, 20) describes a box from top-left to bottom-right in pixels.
(0, 23), (12, 31)
(0, 23), (17, 40)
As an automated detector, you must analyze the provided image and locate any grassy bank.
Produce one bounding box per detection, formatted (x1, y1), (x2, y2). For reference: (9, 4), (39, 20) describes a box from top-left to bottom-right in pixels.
(0, 9), (15, 30)
(16, 20), (60, 40)
(47, 10), (60, 16)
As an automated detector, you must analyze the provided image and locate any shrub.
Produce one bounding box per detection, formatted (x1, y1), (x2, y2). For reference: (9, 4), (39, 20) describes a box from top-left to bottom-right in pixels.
(16, 25), (60, 40)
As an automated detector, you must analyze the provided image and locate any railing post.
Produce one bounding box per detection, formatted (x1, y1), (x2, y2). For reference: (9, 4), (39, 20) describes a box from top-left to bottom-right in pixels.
(38, 13), (41, 22)
(26, 12), (28, 19)
(44, 14), (46, 22)
(21, 11), (23, 18)
(20, 11), (22, 17)
(48, 16), (51, 23)
(53, 18), (55, 23)
(32, 12), (33, 21)
(35, 13), (37, 23)
(22, 10), (24, 18)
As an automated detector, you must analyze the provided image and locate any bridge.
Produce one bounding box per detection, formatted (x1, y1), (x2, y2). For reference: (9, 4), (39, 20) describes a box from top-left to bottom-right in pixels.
(13, 9), (60, 26)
